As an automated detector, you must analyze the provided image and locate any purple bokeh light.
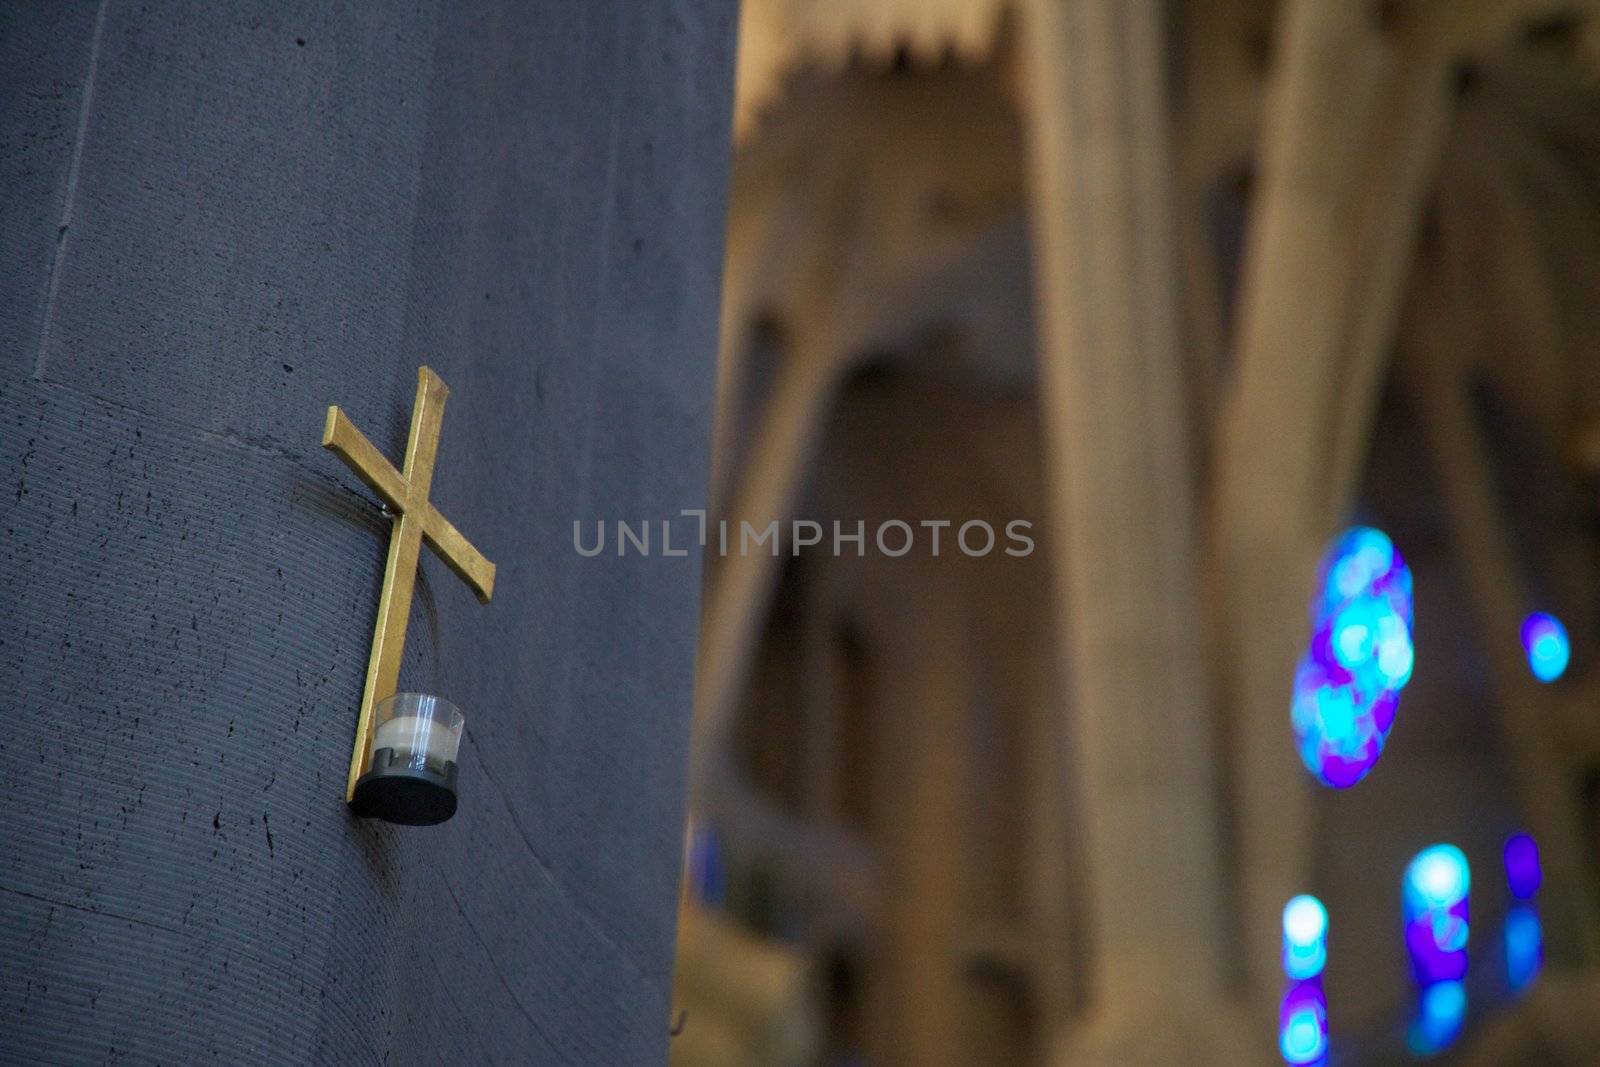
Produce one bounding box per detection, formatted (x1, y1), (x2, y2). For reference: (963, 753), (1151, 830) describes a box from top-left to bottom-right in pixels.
(1292, 527), (1414, 788)
(1278, 978), (1329, 1066)
(1404, 844), (1470, 986)
(1520, 612), (1570, 683)
(1504, 833), (1542, 901)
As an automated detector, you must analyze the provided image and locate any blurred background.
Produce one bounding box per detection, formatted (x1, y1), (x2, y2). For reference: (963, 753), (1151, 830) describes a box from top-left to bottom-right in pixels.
(670, 1), (1600, 1063)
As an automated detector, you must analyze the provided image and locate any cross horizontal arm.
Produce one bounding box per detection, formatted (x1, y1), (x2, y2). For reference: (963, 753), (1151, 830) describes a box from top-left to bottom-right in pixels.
(423, 506), (496, 603)
(323, 406), (409, 512)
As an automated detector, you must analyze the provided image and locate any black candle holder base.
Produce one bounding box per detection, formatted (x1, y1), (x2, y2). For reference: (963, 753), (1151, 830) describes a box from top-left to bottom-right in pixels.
(350, 748), (459, 826)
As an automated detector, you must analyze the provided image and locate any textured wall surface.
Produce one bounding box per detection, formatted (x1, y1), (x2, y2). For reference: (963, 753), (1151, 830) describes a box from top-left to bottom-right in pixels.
(0, 1), (735, 1062)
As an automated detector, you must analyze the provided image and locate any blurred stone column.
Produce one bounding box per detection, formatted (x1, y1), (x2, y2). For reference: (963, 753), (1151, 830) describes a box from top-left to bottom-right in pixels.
(868, 572), (968, 1067)
(1217, 0), (1453, 1010)
(1019, 0), (1242, 1058)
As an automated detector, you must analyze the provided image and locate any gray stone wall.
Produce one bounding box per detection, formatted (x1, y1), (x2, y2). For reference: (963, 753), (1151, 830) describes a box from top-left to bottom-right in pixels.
(0, 2), (735, 1062)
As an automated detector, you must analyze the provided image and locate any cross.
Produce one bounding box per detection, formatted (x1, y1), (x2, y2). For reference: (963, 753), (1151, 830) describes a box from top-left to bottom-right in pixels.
(322, 366), (496, 801)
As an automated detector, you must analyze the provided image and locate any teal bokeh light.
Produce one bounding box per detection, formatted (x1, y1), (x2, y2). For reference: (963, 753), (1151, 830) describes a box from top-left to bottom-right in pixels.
(1521, 612), (1569, 683)
(1282, 895), (1329, 980)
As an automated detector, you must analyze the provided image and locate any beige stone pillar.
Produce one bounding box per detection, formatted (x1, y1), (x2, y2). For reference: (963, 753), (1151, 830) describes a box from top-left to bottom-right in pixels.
(1216, 0), (1452, 1011)
(867, 575), (968, 1067)
(1018, 1), (1238, 1056)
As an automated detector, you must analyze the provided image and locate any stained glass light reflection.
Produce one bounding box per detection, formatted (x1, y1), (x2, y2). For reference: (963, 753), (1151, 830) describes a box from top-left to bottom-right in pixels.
(1505, 905), (1543, 995)
(1407, 978), (1466, 1057)
(1504, 833), (1542, 901)
(1317, 526), (1412, 625)
(1293, 527), (1414, 788)
(1408, 851), (1465, 1062)
(1404, 844), (1469, 985)
(1279, 979), (1329, 1066)
(1504, 833), (1544, 996)
(1282, 895), (1329, 980)
(1521, 612), (1569, 683)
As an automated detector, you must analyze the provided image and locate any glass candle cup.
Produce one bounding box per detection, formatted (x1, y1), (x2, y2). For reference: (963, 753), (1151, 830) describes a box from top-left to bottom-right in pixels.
(372, 693), (464, 773)
(350, 693), (464, 825)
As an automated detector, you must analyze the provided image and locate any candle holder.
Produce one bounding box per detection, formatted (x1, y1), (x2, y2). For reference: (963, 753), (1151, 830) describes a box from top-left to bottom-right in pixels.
(350, 693), (464, 825)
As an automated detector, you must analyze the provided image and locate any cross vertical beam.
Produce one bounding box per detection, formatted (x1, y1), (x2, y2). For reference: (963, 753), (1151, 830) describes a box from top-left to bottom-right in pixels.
(323, 366), (496, 802)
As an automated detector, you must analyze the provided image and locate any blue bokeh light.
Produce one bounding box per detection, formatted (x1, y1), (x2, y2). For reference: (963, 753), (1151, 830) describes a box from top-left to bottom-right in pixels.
(1521, 612), (1570, 683)
(1407, 979), (1466, 1057)
(1505, 904), (1543, 996)
(1318, 527), (1410, 624)
(1408, 845), (1470, 909)
(1283, 894), (1329, 980)
(1404, 845), (1470, 985)
(1504, 833), (1544, 997)
(1293, 527), (1414, 788)
(1279, 979), (1329, 1066)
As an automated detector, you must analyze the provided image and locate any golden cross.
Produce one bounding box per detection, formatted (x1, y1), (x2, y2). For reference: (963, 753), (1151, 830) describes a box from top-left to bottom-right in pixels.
(322, 366), (495, 801)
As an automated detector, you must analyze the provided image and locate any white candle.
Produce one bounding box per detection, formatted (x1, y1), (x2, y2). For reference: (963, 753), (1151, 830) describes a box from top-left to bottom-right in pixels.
(374, 714), (460, 766)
